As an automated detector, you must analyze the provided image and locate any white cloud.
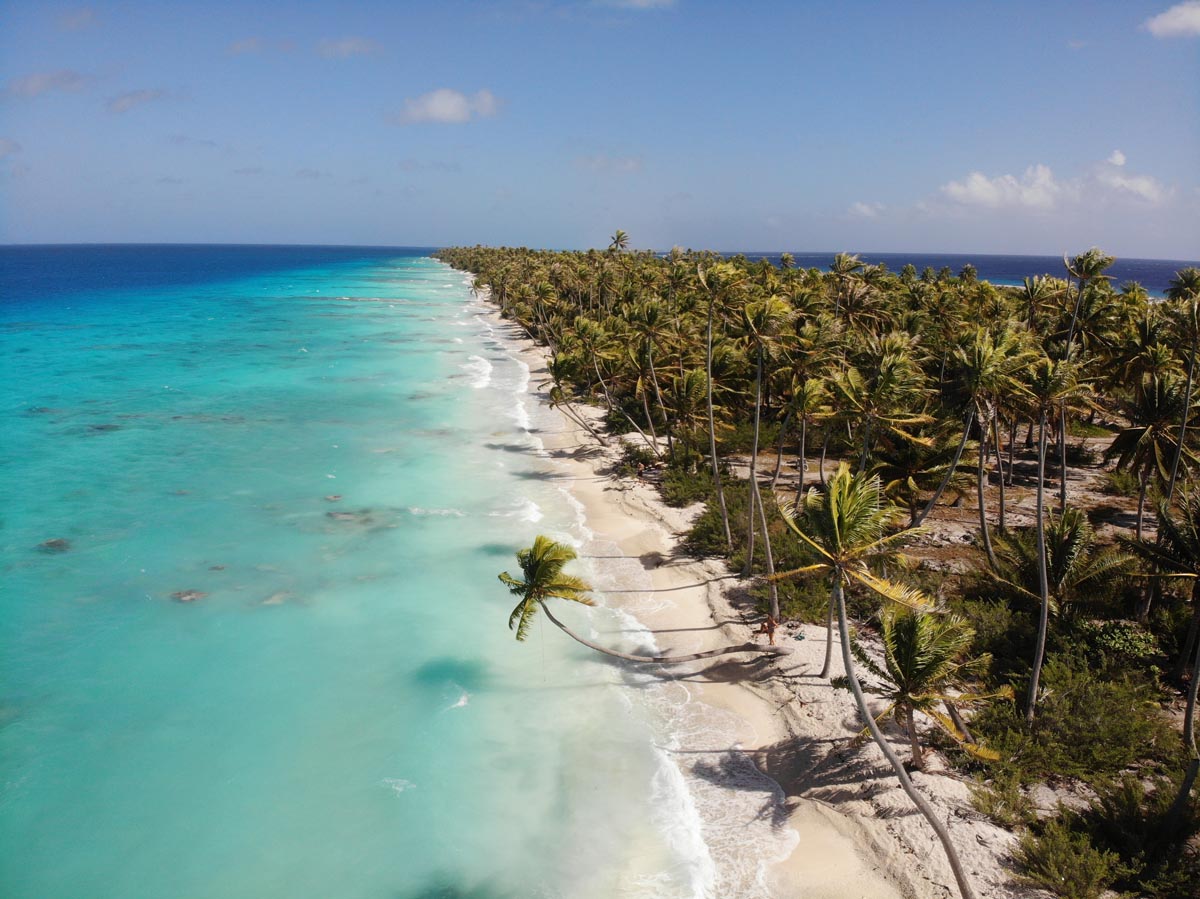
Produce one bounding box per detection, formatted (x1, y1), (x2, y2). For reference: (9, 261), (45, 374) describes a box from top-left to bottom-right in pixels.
(848, 201), (885, 218)
(942, 164), (1068, 211)
(395, 88), (499, 124)
(574, 154), (643, 174)
(1096, 168), (1170, 204)
(58, 7), (97, 30)
(106, 89), (166, 113)
(0, 138), (21, 160)
(938, 154), (1171, 215)
(4, 69), (89, 98)
(317, 37), (380, 58)
(1143, 1), (1200, 37)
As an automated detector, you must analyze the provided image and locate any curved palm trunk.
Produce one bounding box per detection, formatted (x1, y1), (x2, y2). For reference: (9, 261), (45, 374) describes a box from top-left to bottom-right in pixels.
(540, 604), (790, 663)
(646, 344), (674, 459)
(818, 587), (836, 679)
(744, 348), (766, 576)
(905, 705), (925, 771)
(914, 408), (975, 526)
(992, 416), (1007, 533)
(1026, 412), (1052, 725)
(754, 474), (780, 620)
(1167, 636), (1200, 824)
(1166, 337), (1196, 504)
(1058, 405), (1070, 512)
(797, 418), (808, 496)
(770, 406), (795, 487)
(818, 429), (830, 488)
(705, 295), (734, 551)
(833, 579), (978, 899)
(977, 427), (999, 572)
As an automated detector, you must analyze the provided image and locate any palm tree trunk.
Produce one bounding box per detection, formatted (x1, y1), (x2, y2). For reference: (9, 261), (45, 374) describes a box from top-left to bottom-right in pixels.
(1136, 469), (1150, 543)
(706, 294), (733, 551)
(1058, 405), (1069, 512)
(992, 416), (1007, 533)
(744, 348), (766, 576)
(818, 581), (836, 679)
(1166, 338), (1197, 504)
(1008, 417), (1017, 486)
(977, 426), (999, 572)
(771, 406), (795, 487)
(755, 478), (780, 621)
(539, 603), (790, 663)
(1027, 412), (1052, 725)
(1167, 636), (1200, 824)
(1173, 587), (1200, 681)
(905, 705), (925, 771)
(647, 344), (674, 459)
(914, 408), (974, 526)
(833, 579), (979, 899)
(818, 430), (830, 488)
(798, 418), (808, 496)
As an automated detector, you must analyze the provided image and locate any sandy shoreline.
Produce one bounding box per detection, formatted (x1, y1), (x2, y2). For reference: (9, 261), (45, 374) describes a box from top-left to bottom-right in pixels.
(473, 285), (1019, 898)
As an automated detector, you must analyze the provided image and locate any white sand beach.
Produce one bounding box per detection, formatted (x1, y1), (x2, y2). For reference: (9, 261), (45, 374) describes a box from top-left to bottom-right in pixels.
(483, 301), (1022, 899)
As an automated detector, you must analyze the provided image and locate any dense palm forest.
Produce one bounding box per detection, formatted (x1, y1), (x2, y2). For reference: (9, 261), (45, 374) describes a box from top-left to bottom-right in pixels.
(436, 239), (1200, 899)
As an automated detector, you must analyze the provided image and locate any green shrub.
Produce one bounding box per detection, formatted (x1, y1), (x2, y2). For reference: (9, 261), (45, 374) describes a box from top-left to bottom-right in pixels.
(659, 466), (713, 507)
(615, 443), (656, 478)
(970, 771), (1036, 828)
(1078, 619), (1160, 667)
(1015, 816), (1122, 899)
(1101, 469), (1140, 497)
(974, 656), (1176, 786)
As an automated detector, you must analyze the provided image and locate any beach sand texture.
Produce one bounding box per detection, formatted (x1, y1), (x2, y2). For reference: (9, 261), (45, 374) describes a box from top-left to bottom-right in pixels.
(483, 300), (1023, 899)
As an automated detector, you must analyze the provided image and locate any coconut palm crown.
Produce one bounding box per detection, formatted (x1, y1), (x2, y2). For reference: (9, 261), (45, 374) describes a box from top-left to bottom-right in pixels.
(499, 535), (593, 641)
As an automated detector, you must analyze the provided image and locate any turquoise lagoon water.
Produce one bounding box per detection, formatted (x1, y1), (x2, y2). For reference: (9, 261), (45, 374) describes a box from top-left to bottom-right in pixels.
(0, 248), (793, 898)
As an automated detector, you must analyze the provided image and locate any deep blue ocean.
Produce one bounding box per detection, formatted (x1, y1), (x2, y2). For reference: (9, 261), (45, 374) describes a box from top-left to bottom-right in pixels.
(0, 245), (800, 899)
(726, 251), (1198, 295)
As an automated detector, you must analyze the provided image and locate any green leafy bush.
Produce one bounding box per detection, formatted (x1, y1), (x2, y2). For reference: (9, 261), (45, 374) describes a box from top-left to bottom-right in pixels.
(974, 656), (1175, 786)
(970, 771), (1036, 828)
(1015, 817), (1122, 899)
(659, 466), (713, 507)
(1101, 468), (1140, 497)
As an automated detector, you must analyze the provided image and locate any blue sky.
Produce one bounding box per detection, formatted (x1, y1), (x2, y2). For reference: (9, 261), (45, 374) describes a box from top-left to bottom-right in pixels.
(1, 0), (1197, 258)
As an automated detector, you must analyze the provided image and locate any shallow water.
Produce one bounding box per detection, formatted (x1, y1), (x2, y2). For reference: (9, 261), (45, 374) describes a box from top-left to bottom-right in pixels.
(0, 248), (792, 898)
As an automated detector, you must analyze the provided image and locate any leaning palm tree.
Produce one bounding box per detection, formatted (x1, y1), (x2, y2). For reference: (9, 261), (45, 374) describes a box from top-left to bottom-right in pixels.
(500, 536), (789, 663)
(772, 465), (978, 899)
(1023, 356), (1088, 723)
(1164, 268), (1200, 503)
(845, 608), (1010, 770)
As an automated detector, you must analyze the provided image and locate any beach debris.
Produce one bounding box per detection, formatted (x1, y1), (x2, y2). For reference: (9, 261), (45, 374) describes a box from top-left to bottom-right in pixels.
(172, 589), (208, 603)
(324, 494), (342, 502)
(261, 591), (290, 605)
(37, 538), (71, 553)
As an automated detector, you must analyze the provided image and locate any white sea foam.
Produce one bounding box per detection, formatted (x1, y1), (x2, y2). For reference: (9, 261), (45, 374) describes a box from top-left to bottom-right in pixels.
(381, 778), (416, 795)
(407, 506), (465, 517)
(461, 354), (492, 388)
